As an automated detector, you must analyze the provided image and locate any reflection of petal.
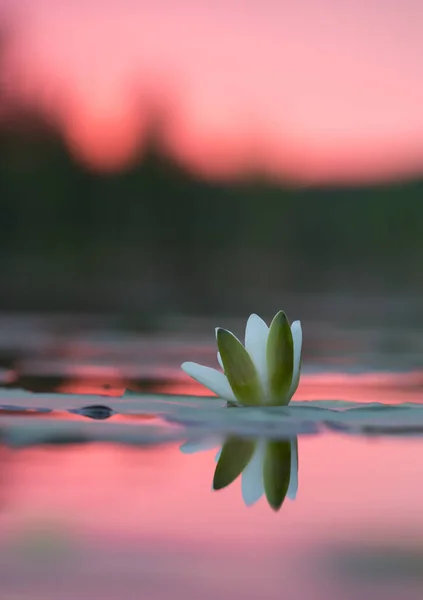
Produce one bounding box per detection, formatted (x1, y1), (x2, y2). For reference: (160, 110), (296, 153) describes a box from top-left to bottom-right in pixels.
(241, 441), (265, 506)
(213, 437), (256, 490)
(179, 438), (220, 454)
(286, 438), (298, 500)
(263, 439), (292, 510)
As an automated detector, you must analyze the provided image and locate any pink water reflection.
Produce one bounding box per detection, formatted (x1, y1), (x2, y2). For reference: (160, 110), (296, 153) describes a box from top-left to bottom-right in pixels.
(0, 435), (422, 598)
(2, 435), (421, 541)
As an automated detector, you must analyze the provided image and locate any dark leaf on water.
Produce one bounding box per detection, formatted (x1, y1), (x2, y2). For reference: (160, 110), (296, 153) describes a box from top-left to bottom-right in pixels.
(69, 405), (115, 420)
(0, 405), (52, 414)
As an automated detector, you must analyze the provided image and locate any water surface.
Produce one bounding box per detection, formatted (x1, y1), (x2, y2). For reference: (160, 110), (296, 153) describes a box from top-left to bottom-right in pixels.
(0, 314), (422, 599)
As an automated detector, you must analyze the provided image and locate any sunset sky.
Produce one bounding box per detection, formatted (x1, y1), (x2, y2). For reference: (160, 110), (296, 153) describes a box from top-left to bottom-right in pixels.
(2, 0), (423, 182)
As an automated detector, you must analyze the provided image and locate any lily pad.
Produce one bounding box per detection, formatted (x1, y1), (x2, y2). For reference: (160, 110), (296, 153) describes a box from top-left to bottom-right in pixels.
(0, 416), (187, 448)
(68, 405), (116, 420)
(0, 389), (423, 442)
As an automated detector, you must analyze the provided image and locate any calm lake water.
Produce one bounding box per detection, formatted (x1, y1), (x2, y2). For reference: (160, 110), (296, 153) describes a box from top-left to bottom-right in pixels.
(0, 313), (423, 599)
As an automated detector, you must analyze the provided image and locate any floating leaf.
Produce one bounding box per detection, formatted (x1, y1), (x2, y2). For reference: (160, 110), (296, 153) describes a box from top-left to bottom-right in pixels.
(0, 417), (186, 448)
(0, 389), (423, 441)
(68, 405), (115, 420)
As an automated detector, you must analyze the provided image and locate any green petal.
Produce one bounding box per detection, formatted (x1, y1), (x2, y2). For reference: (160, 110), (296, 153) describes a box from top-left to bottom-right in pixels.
(216, 328), (263, 406)
(213, 436), (256, 490)
(266, 311), (294, 405)
(263, 440), (291, 511)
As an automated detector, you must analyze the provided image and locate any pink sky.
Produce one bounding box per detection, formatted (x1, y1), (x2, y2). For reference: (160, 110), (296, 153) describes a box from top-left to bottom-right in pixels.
(2, 0), (423, 182)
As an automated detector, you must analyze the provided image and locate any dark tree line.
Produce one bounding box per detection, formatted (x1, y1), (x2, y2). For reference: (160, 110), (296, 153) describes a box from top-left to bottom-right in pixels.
(0, 27), (422, 315)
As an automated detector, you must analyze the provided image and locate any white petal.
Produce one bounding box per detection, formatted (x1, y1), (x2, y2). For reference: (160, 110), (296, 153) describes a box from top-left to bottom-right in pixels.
(181, 362), (237, 402)
(217, 352), (224, 370)
(244, 314), (269, 391)
(286, 438), (298, 500)
(288, 321), (302, 399)
(179, 439), (220, 454)
(241, 442), (265, 506)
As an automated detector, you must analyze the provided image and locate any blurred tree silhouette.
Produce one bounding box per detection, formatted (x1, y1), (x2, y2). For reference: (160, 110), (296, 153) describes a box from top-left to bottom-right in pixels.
(0, 29), (422, 317)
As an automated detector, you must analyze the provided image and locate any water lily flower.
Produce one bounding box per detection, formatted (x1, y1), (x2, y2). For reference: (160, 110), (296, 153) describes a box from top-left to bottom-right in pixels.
(180, 435), (298, 511)
(181, 311), (302, 406)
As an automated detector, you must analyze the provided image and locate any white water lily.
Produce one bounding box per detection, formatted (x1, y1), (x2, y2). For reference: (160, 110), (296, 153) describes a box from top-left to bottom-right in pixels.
(181, 311), (302, 406)
(180, 436), (298, 510)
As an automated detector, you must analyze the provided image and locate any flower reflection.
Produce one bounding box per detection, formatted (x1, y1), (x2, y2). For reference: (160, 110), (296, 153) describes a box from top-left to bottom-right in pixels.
(181, 436), (298, 511)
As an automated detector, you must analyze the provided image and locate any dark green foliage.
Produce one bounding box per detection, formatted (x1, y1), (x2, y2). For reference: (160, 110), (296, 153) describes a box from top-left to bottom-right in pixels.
(1, 81), (423, 314)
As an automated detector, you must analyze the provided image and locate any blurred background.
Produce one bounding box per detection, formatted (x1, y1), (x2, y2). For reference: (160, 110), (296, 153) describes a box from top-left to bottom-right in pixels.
(1, 0), (423, 326)
(1, 6), (423, 598)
